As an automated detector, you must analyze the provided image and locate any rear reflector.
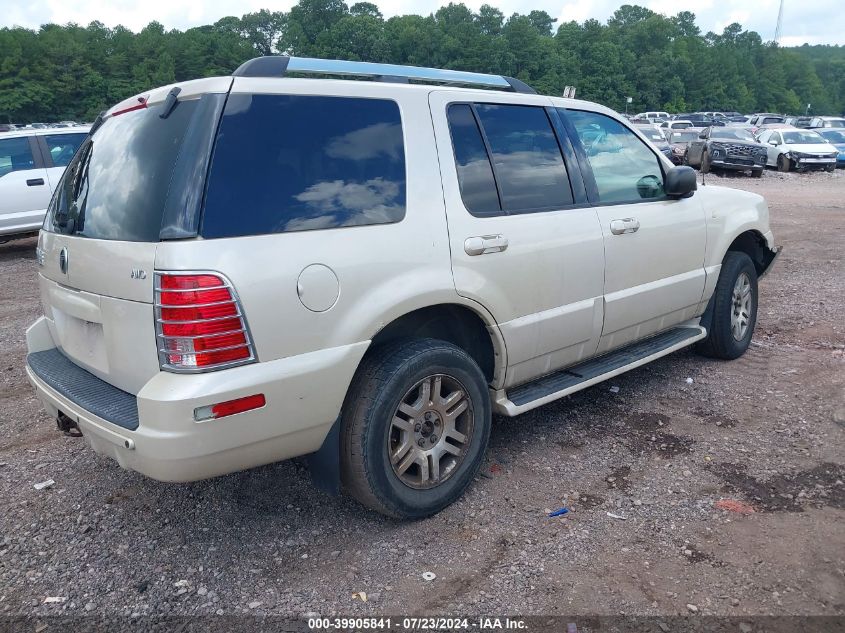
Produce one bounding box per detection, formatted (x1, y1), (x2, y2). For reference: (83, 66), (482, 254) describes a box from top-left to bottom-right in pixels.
(112, 96), (148, 117)
(194, 394), (266, 422)
(154, 272), (257, 372)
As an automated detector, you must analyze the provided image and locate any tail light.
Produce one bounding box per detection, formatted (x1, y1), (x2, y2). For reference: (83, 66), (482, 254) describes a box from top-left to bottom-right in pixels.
(154, 272), (257, 372)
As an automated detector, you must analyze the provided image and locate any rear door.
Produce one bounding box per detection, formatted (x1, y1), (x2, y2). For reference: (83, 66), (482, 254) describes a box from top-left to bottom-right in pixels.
(37, 130), (89, 192)
(429, 91), (605, 387)
(558, 107), (706, 354)
(0, 135), (52, 235)
(37, 78), (231, 393)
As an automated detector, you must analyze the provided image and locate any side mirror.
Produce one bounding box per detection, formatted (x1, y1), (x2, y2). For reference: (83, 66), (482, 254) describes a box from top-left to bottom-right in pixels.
(769, 139), (778, 146)
(665, 166), (697, 199)
(698, 131), (707, 139)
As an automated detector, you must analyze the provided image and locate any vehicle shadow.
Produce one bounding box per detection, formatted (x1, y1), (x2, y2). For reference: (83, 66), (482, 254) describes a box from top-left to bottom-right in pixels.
(0, 236), (37, 262)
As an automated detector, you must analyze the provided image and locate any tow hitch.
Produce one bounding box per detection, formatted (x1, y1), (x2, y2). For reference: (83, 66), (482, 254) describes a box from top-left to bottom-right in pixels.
(57, 412), (82, 438)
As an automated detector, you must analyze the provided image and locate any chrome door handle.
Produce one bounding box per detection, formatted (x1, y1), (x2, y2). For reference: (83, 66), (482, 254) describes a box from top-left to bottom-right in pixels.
(464, 234), (509, 256)
(610, 218), (640, 235)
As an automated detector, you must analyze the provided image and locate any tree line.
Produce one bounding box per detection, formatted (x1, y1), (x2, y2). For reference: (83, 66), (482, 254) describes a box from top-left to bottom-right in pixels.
(1, 1), (843, 123)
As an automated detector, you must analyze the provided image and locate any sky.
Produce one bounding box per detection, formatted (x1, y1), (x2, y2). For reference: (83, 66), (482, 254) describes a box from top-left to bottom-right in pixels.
(2, 0), (842, 46)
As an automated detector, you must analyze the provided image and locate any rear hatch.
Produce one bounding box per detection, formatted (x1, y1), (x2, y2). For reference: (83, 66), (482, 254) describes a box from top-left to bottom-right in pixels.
(37, 77), (231, 394)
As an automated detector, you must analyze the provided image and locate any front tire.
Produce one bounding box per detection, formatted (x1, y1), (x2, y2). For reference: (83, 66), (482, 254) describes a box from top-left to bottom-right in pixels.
(751, 169), (763, 178)
(341, 338), (491, 519)
(777, 154), (791, 172)
(701, 152), (711, 174)
(696, 252), (758, 360)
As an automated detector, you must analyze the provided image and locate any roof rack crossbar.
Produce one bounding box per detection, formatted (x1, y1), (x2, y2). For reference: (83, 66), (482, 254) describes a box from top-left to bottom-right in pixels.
(232, 56), (536, 94)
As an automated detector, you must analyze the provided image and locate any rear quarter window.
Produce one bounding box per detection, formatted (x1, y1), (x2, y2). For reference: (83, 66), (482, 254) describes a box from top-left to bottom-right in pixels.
(201, 94), (406, 238)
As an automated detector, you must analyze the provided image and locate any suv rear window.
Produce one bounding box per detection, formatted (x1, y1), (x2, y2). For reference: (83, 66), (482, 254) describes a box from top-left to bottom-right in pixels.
(44, 97), (222, 241)
(201, 94), (406, 238)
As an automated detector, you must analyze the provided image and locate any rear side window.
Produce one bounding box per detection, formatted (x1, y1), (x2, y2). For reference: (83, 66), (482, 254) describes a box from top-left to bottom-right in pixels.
(564, 109), (666, 204)
(43, 133), (88, 167)
(474, 104), (573, 212)
(0, 137), (35, 177)
(446, 104), (500, 217)
(447, 103), (574, 215)
(201, 94), (406, 238)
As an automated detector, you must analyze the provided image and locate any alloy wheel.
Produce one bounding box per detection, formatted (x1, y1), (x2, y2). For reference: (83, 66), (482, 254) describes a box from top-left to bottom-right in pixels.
(387, 374), (474, 489)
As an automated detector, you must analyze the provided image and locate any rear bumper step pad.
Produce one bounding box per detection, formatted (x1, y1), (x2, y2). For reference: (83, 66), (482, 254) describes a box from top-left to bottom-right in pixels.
(27, 349), (140, 431)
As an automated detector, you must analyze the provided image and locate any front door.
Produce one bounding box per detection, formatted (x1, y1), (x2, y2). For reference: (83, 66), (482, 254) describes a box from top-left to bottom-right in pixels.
(429, 91), (606, 388)
(559, 108), (707, 354)
(0, 135), (52, 235)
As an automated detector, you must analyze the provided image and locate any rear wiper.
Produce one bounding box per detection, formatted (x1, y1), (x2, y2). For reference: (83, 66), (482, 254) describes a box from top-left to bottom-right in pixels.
(159, 87), (182, 120)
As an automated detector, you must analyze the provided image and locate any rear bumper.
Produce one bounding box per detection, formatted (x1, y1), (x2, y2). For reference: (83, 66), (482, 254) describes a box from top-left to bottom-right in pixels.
(26, 316), (368, 482)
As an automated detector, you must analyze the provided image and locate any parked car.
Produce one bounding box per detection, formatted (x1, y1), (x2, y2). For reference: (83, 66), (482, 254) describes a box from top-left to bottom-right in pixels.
(721, 112), (748, 122)
(0, 127), (90, 242)
(749, 114), (785, 128)
(684, 126), (767, 176)
(659, 120), (694, 134)
(666, 128), (704, 165)
(784, 116), (813, 128)
(687, 113), (725, 127)
(756, 128), (838, 172)
(816, 128), (845, 167)
(634, 124), (673, 160)
(633, 111), (670, 123)
(807, 116), (845, 129)
(24, 56), (779, 519)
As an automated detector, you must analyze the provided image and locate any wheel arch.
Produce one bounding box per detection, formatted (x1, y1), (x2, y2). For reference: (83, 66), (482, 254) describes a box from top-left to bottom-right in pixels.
(726, 230), (778, 277)
(366, 303), (505, 386)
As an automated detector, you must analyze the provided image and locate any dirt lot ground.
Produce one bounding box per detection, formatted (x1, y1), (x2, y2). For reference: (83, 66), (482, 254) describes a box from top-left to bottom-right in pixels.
(0, 169), (843, 621)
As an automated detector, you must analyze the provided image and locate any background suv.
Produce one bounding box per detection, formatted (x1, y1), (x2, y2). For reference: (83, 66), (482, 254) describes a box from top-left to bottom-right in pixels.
(25, 57), (778, 519)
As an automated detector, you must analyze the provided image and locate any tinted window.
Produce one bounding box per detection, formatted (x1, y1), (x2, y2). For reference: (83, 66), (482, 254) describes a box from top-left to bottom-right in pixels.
(447, 104), (500, 217)
(0, 137), (35, 177)
(45, 99), (206, 241)
(564, 109), (665, 203)
(202, 94), (405, 238)
(43, 133), (88, 167)
(474, 104), (573, 212)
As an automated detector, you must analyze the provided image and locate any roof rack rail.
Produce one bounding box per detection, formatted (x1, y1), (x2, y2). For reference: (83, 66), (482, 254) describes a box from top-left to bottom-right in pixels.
(232, 56), (537, 95)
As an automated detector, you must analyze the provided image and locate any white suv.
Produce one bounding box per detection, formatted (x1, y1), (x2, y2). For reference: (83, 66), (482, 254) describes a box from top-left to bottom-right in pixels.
(25, 57), (780, 518)
(0, 127), (89, 241)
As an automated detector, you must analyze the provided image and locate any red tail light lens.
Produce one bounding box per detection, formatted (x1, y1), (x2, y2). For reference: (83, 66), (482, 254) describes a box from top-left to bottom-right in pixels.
(154, 272), (256, 372)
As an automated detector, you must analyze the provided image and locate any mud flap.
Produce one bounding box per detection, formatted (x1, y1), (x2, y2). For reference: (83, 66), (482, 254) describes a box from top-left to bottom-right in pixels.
(306, 417), (341, 495)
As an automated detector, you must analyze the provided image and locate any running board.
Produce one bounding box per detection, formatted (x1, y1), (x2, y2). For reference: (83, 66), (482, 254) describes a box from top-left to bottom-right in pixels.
(494, 326), (707, 416)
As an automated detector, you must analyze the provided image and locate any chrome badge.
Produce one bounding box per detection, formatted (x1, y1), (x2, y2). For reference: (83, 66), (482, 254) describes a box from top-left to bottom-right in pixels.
(130, 268), (147, 280)
(58, 247), (69, 274)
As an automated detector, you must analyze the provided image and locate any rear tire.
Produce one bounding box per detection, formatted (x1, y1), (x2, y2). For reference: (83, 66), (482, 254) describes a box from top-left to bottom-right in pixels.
(777, 154), (791, 172)
(696, 252), (758, 360)
(340, 338), (491, 519)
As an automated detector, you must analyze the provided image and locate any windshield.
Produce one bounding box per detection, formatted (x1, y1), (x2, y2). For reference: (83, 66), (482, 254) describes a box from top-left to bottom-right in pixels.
(671, 131), (699, 143)
(822, 119), (845, 128)
(819, 130), (845, 144)
(783, 130), (826, 145)
(711, 128), (756, 142)
(44, 95), (225, 241)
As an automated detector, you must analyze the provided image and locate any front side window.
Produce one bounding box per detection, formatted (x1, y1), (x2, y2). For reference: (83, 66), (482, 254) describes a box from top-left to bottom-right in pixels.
(202, 94), (406, 238)
(564, 109), (666, 204)
(0, 137), (35, 178)
(472, 104), (573, 212)
(43, 133), (88, 167)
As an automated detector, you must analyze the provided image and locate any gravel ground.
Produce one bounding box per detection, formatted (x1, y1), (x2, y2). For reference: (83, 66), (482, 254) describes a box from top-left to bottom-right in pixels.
(0, 169), (843, 620)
